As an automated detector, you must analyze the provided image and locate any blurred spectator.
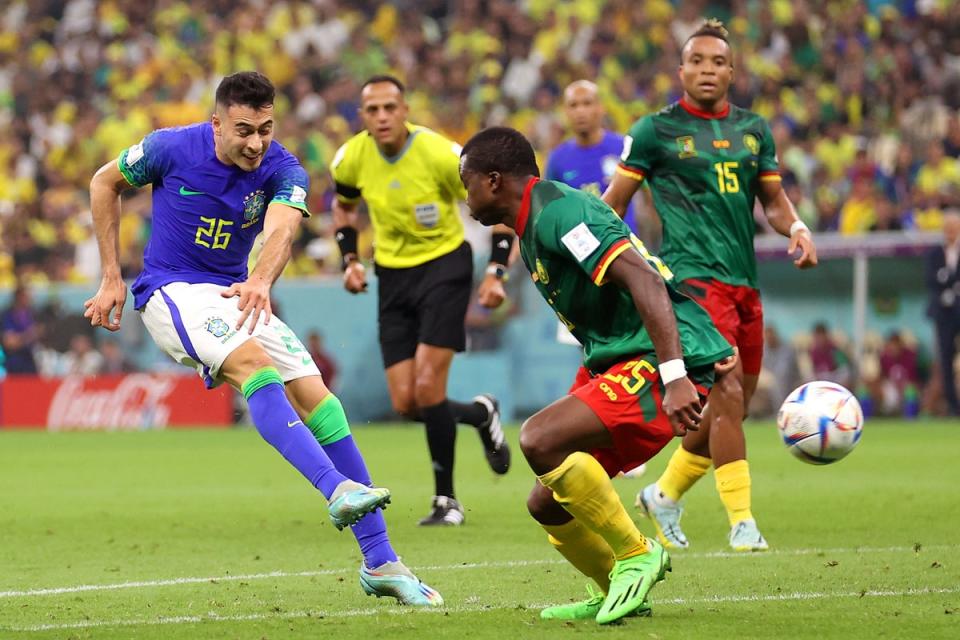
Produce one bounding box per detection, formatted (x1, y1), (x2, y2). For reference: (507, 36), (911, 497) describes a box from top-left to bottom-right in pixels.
(307, 330), (338, 390)
(100, 339), (138, 374)
(839, 177), (878, 235)
(4, 1), (960, 287)
(62, 334), (104, 376)
(762, 325), (800, 408)
(751, 325), (800, 417)
(925, 210), (960, 415)
(1, 285), (39, 374)
(809, 322), (853, 388)
(869, 197), (904, 232)
(877, 331), (921, 416)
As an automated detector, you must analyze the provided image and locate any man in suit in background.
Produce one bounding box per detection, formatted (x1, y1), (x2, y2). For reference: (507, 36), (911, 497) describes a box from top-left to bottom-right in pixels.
(926, 211), (960, 416)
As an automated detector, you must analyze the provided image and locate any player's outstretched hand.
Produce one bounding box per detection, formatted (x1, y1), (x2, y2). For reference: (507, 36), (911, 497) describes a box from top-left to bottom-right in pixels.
(662, 377), (702, 437)
(221, 276), (272, 334)
(83, 276), (127, 332)
(477, 273), (506, 308)
(789, 229), (818, 269)
(343, 261), (368, 294)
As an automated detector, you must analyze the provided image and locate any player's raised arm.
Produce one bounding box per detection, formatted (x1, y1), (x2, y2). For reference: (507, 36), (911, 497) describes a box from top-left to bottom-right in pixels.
(477, 223), (514, 308)
(222, 201), (302, 334)
(757, 179), (818, 269)
(605, 249), (702, 434)
(84, 159), (136, 331)
(602, 172), (642, 219)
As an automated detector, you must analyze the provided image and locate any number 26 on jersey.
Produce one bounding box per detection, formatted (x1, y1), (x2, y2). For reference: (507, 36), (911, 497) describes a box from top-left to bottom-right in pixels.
(195, 217), (233, 250)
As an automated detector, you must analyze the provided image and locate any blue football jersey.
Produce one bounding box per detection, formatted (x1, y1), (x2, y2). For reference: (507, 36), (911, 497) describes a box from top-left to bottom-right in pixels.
(117, 122), (310, 309)
(545, 130), (637, 232)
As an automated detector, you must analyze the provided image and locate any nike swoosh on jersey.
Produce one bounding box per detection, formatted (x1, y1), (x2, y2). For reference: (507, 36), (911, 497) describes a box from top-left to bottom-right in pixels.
(179, 186), (205, 196)
(287, 420), (303, 428)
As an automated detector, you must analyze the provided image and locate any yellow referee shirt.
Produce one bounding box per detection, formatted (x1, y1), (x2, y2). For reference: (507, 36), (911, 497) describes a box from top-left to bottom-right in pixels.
(331, 123), (467, 269)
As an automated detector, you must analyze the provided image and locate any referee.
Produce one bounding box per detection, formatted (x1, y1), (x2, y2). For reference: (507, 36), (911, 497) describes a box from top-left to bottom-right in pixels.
(332, 75), (513, 526)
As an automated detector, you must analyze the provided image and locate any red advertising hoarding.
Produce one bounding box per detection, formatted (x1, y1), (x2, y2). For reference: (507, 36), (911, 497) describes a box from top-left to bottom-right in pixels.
(0, 374), (234, 430)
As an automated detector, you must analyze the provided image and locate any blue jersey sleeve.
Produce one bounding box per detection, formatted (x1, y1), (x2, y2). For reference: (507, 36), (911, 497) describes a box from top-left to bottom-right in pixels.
(117, 129), (177, 188)
(267, 159), (311, 216)
(545, 150), (560, 182)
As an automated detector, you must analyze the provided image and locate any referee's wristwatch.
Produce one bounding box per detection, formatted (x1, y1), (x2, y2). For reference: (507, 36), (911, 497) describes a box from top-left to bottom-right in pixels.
(485, 264), (509, 282)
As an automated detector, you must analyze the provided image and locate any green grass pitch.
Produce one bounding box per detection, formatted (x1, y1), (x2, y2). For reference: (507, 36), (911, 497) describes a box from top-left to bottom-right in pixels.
(1, 420), (958, 639)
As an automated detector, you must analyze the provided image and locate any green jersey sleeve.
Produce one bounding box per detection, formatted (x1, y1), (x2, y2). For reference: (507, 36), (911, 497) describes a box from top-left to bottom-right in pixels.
(757, 119), (780, 177)
(616, 115), (657, 182)
(535, 194), (634, 287)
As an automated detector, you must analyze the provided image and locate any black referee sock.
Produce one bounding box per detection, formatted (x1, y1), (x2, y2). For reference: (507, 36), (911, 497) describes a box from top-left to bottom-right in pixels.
(448, 399), (487, 428)
(420, 400), (457, 498)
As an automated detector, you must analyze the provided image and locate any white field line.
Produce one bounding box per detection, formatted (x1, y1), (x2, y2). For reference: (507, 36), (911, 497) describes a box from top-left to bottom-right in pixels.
(6, 586), (960, 633)
(1, 543), (956, 600)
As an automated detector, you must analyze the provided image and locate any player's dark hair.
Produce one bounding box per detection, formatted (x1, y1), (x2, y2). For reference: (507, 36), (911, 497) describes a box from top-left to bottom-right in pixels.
(461, 127), (540, 178)
(682, 18), (731, 55)
(361, 74), (405, 94)
(215, 71), (275, 109)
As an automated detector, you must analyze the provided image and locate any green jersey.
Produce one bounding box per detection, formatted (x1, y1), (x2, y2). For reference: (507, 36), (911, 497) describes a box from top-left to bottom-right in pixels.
(618, 100), (781, 288)
(516, 178), (734, 372)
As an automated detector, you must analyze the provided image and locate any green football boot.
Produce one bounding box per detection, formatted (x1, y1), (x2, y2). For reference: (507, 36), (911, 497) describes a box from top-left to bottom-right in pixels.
(540, 584), (651, 621)
(596, 539), (671, 625)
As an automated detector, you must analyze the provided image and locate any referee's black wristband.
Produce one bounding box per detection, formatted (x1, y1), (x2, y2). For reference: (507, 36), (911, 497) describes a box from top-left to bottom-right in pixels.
(335, 226), (358, 270)
(489, 232), (513, 266)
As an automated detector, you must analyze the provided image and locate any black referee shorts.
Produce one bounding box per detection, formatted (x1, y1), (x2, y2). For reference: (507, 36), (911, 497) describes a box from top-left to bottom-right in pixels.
(374, 241), (474, 368)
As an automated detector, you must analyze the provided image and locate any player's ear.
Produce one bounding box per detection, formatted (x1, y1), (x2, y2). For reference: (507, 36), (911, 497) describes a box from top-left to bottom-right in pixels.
(211, 111), (221, 135)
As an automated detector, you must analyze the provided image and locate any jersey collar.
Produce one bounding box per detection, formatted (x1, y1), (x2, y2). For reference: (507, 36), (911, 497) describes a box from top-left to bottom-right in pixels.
(515, 177), (540, 238)
(679, 97), (730, 119)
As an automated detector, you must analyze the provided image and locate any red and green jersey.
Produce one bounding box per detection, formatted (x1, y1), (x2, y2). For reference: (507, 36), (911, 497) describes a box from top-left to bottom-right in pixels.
(515, 178), (734, 373)
(617, 99), (781, 288)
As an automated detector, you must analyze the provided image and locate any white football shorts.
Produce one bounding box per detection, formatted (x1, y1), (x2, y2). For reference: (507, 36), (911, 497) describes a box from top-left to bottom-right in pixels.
(140, 282), (321, 388)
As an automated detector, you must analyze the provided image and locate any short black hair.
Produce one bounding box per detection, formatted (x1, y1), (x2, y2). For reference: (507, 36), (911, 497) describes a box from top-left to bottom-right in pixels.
(461, 127), (540, 178)
(683, 18), (731, 52)
(361, 74), (405, 94)
(215, 71), (275, 110)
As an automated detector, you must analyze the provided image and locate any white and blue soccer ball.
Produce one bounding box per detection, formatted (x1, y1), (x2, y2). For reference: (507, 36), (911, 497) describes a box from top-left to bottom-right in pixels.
(776, 381), (864, 465)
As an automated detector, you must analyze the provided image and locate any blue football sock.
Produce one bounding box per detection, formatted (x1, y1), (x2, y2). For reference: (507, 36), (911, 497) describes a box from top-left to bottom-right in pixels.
(323, 436), (398, 568)
(307, 395), (399, 569)
(243, 368), (347, 500)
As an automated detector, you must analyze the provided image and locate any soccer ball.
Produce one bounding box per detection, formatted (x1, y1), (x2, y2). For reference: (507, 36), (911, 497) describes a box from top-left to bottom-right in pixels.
(776, 381), (864, 465)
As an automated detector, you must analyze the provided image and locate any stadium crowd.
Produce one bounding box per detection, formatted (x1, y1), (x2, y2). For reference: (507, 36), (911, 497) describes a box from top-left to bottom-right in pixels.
(2, 0), (960, 287)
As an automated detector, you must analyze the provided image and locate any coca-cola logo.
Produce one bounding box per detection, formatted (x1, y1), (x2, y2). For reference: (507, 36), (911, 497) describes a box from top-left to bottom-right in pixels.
(46, 375), (176, 431)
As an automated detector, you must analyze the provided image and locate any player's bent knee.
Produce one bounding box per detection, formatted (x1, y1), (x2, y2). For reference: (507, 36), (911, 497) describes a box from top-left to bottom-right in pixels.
(306, 394), (351, 445)
(221, 339), (274, 389)
(715, 369), (744, 406)
(391, 396), (417, 419)
(412, 377), (444, 408)
(526, 483), (568, 524)
(519, 416), (552, 465)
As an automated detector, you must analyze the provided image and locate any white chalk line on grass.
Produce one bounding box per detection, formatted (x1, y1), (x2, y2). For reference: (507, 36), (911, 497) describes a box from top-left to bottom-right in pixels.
(6, 585), (959, 633)
(2, 543), (956, 600)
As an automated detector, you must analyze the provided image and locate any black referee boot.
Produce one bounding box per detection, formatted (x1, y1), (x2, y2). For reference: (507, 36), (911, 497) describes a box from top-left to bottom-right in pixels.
(418, 495), (465, 526)
(473, 394), (511, 475)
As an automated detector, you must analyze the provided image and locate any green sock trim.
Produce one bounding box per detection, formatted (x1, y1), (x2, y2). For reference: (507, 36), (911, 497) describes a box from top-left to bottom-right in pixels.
(241, 367), (284, 399)
(306, 394), (351, 445)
